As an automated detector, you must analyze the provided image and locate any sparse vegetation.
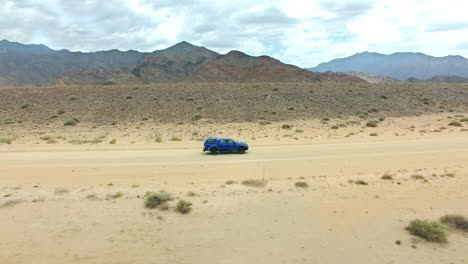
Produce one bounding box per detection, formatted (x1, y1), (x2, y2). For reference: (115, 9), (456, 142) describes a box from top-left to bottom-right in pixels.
(64, 119), (78, 126)
(68, 96), (77, 101)
(0, 138), (13, 144)
(175, 200), (192, 214)
(225, 180), (237, 185)
(282, 124), (292, 129)
(109, 139), (117, 144)
(381, 174), (393, 180)
(170, 136), (182, 141)
(369, 133), (378, 136)
(448, 121), (462, 127)
(366, 121), (378, 127)
(192, 115), (202, 121)
(295, 181), (309, 188)
(21, 103), (31, 109)
(440, 215), (468, 231)
(155, 135), (163, 143)
(0, 199), (24, 208)
(106, 192), (124, 199)
(411, 174), (425, 180)
(144, 191), (172, 209)
(406, 219), (447, 243)
(241, 179), (268, 188)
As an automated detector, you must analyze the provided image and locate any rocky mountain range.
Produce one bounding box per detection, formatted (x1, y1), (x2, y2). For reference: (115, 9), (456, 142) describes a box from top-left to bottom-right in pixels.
(308, 51), (468, 81)
(0, 40), (362, 86)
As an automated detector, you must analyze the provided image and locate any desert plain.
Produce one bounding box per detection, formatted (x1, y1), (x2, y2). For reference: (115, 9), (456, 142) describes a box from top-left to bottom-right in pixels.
(1, 82), (468, 264)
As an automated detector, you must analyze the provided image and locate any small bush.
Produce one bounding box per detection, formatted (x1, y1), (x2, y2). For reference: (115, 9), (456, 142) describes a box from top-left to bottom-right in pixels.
(170, 136), (182, 141)
(144, 191), (172, 209)
(109, 139), (117, 144)
(354, 180), (368, 185)
(21, 103), (31, 109)
(282, 124), (292, 129)
(448, 121), (462, 127)
(64, 119), (77, 126)
(155, 135), (163, 143)
(58, 109), (65, 115)
(106, 192), (124, 199)
(225, 180), (237, 185)
(381, 174), (393, 180)
(331, 125), (339, 130)
(68, 96), (77, 101)
(461, 118), (468, 122)
(0, 138), (13, 144)
(192, 115), (202, 121)
(440, 215), (468, 231)
(406, 219), (447, 243)
(4, 119), (15, 125)
(175, 200), (192, 214)
(295, 181), (309, 188)
(242, 179), (267, 188)
(411, 174), (425, 180)
(369, 133), (378, 136)
(366, 121), (378, 127)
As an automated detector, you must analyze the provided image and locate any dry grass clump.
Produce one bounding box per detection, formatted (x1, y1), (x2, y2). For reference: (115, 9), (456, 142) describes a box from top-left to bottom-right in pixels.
(0, 138), (13, 144)
(54, 187), (69, 195)
(369, 133), (378, 136)
(109, 139), (117, 144)
(282, 124), (292, 129)
(461, 118), (468, 122)
(64, 119), (78, 126)
(225, 180), (237, 185)
(448, 121), (462, 127)
(21, 103), (31, 109)
(411, 174), (425, 180)
(440, 215), (468, 231)
(241, 179), (268, 188)
(366, 121), (378, 127)
(0, 199), (24, 208)
(155, 135), (163, 143)
(295, 181), (309, 188)
(350, 179), (368, 185)
(170, 136), (182, 141)
(175, 200), (192, 214)
(106, 192), (124, 199)
(381, 174), (393, 180)
(406, 219), (447, 243)
(144, 191), (172, 209)
(187, 191), (197, 197)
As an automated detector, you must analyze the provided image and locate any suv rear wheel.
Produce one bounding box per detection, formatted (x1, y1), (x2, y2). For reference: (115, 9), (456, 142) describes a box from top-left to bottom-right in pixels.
(238, 147), (246, 154)
(210, 147), (218, 155)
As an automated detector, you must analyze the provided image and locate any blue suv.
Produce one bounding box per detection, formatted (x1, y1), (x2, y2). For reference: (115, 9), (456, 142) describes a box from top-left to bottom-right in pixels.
(203, 138), (249, 154)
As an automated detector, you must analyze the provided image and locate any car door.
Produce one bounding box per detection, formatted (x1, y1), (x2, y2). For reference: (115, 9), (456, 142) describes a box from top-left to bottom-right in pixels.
(225, 139), (236, 152)
(218, 139), (229, 151)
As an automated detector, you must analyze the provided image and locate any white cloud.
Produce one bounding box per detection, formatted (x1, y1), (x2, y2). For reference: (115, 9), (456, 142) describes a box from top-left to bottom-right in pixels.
(0, 0), (467, 67)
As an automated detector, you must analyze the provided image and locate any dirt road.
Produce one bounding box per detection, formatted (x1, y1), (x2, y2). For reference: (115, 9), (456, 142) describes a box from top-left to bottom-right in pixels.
(1, 137), (467, 264)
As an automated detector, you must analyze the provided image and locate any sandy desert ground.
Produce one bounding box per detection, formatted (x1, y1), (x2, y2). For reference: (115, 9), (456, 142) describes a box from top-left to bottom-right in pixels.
(1, 134), (468, 264)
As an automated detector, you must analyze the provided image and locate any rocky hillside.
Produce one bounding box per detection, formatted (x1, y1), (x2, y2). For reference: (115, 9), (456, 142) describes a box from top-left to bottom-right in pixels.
(0, 40), (364, 86)
(308, 52), (468, 81)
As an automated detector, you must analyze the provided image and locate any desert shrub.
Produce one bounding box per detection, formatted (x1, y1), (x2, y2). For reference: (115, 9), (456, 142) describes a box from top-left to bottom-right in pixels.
(322, 117), (330, 121)
(58, 109), (65, 115)
(0, 138), (13, 144)
(64, 119), (77, 126)
(4, 119), (15, 125)
(54, 187), (69, 195)
(175, 200), (192, 214)
(287, 107), (294, 111)
(331, 125), (339, 129)
(366, 121), (378, 127)
(21, 103), (31, 109)
(109, 139), (117, 144)
(259, 121), (271, 126)
(192, 131), (199, 136)
(448, 121), (462, 127)
(126, 96), (133, 99)
(170, 136), (182, 141)
(369, 133), (378, 136)
(187, 191), (197, 197)
(242, 179), (268, 188)
(461, 118), (468, 122)
(282, 124), (292, 129)
(380, 95), (388, 99)
(411, 174), (425, 180)
(155, 135), (163, 143)
(381, 174), (393, 180)
(406, 219), (447, 243)
(0, 199), (24, 208)
(295, 129), (303, 133)
(354, 180), (368, 185)
(68, 96), (77, 101)
(106, 192), (124, 199)
(192, 115), (202, 121)
(440, 215), (468, 231)
(378, 117), (385, 122)
(110, 121), (117, 126)
(225, 180), (237, 185)
(295, 181), (309, 188)
(144, 191), (172, 209)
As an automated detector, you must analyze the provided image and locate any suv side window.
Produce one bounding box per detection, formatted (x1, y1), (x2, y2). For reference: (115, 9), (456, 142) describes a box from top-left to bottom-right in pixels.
(220, 139), (229, 144)
(206, 139), (216, 144)
(226, 140), (235, 144)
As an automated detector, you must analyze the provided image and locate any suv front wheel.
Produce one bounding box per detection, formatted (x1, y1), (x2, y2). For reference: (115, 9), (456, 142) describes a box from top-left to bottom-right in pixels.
(238, 147), (246, 154)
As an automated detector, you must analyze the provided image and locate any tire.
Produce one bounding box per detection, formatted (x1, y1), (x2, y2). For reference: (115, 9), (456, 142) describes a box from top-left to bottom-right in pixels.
(210, 147), (218, 155)
(238, 147), (246, 154)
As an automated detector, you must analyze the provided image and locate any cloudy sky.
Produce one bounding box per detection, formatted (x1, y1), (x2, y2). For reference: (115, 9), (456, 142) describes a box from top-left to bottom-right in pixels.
(1, 0), (468, 67)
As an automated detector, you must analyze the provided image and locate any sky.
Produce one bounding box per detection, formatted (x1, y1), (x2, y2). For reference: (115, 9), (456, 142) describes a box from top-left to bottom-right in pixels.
(1, 0), (468, 67)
